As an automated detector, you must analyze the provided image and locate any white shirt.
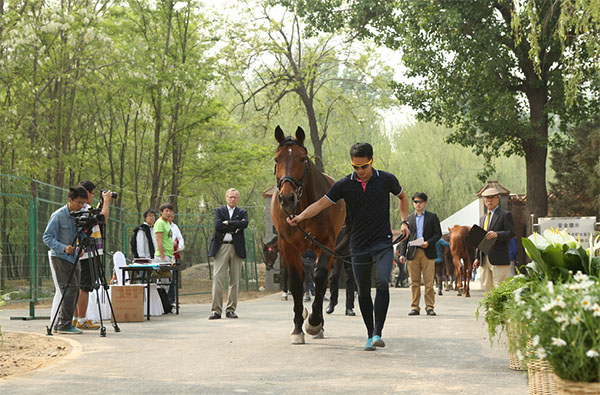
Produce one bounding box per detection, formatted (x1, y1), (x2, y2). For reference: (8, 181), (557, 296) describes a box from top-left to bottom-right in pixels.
(136, 222), (156, 259)
(171, 222), (184, 252)
(223, 205), (235, 242)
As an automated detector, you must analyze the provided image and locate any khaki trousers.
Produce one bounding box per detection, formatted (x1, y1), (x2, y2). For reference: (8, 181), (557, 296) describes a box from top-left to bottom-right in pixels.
(481, 255), (511, 293)
(211, 244), (243, 315)
(407, 249), (435, 311)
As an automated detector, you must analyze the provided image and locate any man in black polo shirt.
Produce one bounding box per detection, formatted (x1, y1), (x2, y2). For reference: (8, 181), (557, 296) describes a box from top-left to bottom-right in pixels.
(287, 142), (410, 351)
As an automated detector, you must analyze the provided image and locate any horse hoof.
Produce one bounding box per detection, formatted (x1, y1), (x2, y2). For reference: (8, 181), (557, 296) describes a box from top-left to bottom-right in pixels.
(305, 320), (323, 336)
(312, 329), (324, 339)
(302, 307), (308, 320)
(291, 333), (305, 344)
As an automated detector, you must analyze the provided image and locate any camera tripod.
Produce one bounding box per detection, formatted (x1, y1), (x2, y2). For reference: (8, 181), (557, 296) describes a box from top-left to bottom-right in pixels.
(47, 227), (121, 337)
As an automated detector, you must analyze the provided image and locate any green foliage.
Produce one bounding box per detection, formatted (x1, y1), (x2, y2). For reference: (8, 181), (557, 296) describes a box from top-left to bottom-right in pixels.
(281, 0), (600, 218)
(522, 230), (600, 281)
(476, 275), (528, 346)
(550, 117), (600, 218)
(509, 277), (600, 383)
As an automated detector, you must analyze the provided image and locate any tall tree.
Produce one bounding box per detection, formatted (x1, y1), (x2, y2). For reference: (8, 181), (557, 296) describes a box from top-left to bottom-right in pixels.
(221, 2), (384, 172)
(285, 0), (600, 218)
(549, 117), (600, 218)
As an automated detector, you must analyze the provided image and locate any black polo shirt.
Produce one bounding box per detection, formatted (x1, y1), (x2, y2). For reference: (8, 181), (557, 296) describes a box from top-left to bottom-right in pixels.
(325, 169), (403, 251)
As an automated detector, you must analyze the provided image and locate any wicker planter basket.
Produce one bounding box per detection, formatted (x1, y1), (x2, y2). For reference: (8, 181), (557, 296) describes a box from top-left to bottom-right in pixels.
(509, 351), (526, 371)
(554, 376), (600, 394)
(507, 325), (526, 371)
(528, 358), (557, 395)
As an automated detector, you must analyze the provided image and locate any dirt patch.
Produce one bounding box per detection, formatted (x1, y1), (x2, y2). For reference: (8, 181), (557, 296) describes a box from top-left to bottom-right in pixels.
(0, 331), (71, 379)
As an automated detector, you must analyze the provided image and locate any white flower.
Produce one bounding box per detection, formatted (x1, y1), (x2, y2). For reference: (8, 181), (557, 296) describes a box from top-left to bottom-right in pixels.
(543, 229), (564, 247)
(542, 301), (556, 312)
(532, 335), (540, 347)
(547, 281), (554, 294)
(536, 347), (547, 359)
(574, 271), (589, 282)
(525, 309), (532, 319)
(581, 296), (594, 310)
(529, 232), (549, 250)
(555, 314), (569, 324)
(513, 287), (525, 303)
(551, 337), (567, 347)
(571, 314), (583, 325)
(516, 350), (524, 361)
(586, 350), (599, 358)
(592, 304), (600, 317)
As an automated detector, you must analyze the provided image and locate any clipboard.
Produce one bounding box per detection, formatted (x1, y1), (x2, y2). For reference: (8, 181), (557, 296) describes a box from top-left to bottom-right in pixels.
(466, 224), (496, 255)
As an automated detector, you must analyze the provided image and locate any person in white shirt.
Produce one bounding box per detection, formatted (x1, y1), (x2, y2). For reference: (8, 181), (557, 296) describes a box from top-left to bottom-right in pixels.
(133, 209), (157, 259)
(168, 211), (185, 304)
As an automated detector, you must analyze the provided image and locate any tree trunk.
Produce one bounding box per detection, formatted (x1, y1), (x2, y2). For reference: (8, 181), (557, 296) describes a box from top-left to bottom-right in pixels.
(525, 88), (549, 218)
(300, 94), (325, 172)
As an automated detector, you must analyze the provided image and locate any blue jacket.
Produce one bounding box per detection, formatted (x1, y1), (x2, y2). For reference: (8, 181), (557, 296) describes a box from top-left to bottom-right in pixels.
(435, 238), (450, 263)
(43, 204), (79, 264)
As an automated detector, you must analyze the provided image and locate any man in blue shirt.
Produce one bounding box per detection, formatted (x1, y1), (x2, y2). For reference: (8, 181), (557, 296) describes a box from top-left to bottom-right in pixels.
(287, 142), (410, 351)
(43, 186), (89, 334)
(398, 192), (442, 316)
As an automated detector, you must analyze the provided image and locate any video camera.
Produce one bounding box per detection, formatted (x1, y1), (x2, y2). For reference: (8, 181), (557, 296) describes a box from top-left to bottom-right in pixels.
(100, 189), (117, 199)
(71, 207), (105, 230)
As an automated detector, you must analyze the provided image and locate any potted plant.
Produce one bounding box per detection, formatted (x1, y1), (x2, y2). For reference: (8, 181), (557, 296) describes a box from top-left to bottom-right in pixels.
(509, 231), (600, 393)
(477, 275), (528, 370)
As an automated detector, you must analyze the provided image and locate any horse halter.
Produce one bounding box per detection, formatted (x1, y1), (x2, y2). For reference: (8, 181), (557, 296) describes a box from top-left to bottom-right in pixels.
(275, 142), (309, 199)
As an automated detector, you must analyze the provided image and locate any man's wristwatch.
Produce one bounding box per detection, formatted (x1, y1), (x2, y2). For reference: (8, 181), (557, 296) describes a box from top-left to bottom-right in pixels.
(401, 220), (409, 226)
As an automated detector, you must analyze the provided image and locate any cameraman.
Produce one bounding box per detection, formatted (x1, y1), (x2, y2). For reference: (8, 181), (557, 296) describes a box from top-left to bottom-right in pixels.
(43, 186), (89, 334)
(73, 180), (113, 330)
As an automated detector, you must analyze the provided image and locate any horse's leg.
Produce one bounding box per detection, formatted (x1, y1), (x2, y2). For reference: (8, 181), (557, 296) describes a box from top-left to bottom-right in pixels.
(453, 257), (462, 296)
(465, 261), (471, 297)
(306, 250), (330, 337)
(288, 262), (307, 344)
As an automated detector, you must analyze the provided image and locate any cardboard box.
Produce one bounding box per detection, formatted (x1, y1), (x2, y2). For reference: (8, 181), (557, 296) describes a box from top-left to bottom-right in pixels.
(111, 285), (144, 322)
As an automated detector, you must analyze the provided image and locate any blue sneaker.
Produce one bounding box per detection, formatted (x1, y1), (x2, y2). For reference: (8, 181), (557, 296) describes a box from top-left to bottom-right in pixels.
(372, 335), (385, 348)
(364, 338), (376, 351)
(56, 325), (82, 334)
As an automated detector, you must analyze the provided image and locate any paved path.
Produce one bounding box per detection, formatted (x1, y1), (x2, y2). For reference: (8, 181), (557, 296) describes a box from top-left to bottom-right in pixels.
(0, 285), (527, 394)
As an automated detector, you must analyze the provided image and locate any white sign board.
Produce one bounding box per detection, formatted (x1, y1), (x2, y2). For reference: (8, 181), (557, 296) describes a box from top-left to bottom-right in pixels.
(538, 217), (597, 247)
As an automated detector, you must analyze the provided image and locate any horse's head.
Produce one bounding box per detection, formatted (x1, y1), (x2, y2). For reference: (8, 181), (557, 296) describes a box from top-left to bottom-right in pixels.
(274, 125), (309, 216)
(263, 235), (279, 270)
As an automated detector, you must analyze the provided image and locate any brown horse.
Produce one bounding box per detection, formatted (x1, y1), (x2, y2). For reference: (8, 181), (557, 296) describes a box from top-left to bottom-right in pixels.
(262, 235), (290, 300)
(448, 225), (475, 297)
(441, 234), (456, 291)
(263, 235), (279, 271)
(271, 126), (346, 344)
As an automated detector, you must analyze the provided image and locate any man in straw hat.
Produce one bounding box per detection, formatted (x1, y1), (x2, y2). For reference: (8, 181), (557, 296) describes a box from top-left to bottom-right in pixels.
(473, 187), (515, 292)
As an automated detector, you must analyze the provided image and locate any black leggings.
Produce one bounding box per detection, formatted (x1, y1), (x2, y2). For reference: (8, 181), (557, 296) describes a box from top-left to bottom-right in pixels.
(351, 243), (394, 338)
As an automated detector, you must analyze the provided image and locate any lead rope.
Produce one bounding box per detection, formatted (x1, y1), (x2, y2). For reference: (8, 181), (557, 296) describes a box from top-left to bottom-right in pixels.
(283, 208), (407, 264)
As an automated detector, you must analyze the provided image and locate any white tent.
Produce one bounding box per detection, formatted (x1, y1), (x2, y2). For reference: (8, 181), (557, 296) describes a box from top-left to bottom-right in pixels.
(440, 199), (480, 233)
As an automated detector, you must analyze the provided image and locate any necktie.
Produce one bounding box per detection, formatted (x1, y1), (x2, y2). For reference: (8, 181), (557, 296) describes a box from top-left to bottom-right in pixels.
(483, 211), (490, 231)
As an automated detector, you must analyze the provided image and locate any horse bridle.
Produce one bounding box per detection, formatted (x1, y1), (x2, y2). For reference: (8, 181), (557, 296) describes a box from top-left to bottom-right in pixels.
(275, 144), (309, 199)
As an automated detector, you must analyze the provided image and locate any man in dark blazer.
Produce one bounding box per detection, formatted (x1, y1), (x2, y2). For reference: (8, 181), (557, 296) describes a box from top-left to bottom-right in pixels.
(473, 187), (515, 292)
(208, 188), (249, 320)
(399, 192), (442, 316)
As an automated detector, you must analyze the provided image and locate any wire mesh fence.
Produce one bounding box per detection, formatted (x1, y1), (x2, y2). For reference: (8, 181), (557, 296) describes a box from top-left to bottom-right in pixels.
(0, 174), (260, 317)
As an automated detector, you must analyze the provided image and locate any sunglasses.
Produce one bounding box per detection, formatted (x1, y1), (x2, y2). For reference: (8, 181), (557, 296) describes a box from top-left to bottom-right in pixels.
(351, 159), (372, 170)
(413, 200), (424, 204)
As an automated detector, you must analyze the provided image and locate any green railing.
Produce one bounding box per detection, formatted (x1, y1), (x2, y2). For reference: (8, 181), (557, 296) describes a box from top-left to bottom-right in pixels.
(0, 174), (259, 319)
